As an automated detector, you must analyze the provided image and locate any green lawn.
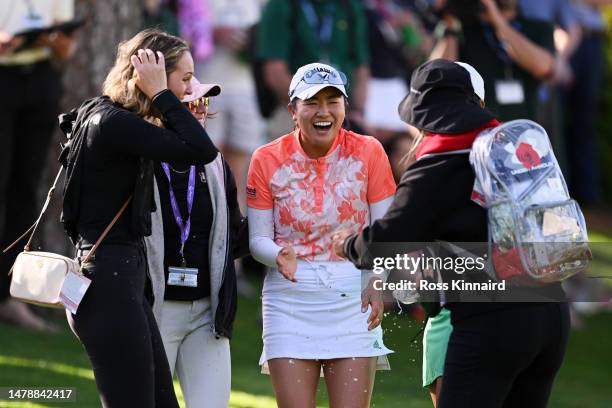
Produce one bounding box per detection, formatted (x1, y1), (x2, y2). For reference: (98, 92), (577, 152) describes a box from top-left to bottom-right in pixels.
(1, 232), (611, 407)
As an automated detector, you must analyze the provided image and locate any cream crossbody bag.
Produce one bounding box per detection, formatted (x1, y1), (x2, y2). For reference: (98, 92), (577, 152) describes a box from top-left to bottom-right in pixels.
(4, 166), (131, 308)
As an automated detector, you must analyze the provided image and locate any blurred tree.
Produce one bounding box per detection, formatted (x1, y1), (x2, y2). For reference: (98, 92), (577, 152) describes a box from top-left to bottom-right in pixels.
(41, 0), (143, 254)
(63, 0), (143, 108)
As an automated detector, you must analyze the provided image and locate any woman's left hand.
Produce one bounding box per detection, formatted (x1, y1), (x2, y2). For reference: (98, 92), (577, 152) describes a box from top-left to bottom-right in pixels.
(331, 229), (353, 258)
(362, 277), (384, 331)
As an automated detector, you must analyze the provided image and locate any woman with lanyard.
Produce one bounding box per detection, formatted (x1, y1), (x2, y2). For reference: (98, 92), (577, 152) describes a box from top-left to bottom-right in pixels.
(332, 59), (570, 408)
(247, 62), (396, 408)
(145, 77), (248, 408)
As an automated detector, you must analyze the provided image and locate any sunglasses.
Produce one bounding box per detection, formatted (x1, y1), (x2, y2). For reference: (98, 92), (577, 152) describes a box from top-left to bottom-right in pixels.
(303, 68), (347, 85)
(185, 96), (209, 113)
(289, 68), (347, 98)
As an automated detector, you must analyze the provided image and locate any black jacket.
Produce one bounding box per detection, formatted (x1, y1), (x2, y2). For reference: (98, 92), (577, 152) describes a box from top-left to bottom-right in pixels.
(60, 90), (218, 247)
(148, 155), (248, 339)
(210, 158), (249, 339)
(345, 153), (564, 320)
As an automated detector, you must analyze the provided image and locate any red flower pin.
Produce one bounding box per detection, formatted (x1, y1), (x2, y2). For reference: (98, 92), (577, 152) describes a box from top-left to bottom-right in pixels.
(515, 143), (541, 169)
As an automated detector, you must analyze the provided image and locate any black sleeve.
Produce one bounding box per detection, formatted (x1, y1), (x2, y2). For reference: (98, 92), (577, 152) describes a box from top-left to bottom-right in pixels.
(98, 90), (218, 163)
(345, 159), (444, 269)
(224, 160), (249, 259)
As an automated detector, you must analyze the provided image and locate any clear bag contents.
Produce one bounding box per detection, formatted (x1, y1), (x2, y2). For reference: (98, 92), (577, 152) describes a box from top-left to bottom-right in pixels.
(470, 120), (591, 286)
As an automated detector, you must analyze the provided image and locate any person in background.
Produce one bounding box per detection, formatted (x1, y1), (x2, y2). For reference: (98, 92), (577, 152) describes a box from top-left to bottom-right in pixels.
(564, 0), (611, 205)
(142, 0), (214, 62)
(363, 0), (433, 181)
(0, 0), (76, 331)
(517, 0), (582, 175)
(197, 0), (264, 214)
(518, 0), (581, 85)
(430, 0), (556, 122)
(247, 62), (395, 408)
(143, 0), (180, 35)
(256, 0), (371, 140)
(146, 77), (248, 408)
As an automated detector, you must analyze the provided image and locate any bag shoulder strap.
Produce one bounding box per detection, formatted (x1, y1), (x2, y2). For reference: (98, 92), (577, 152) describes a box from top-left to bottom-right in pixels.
(3, 166), (132, 266)
(3, 166), (65, 253)
(79, 196), (132, 266)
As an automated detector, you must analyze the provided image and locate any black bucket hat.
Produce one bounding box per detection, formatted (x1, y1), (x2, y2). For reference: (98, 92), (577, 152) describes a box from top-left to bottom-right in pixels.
(398, 59), (496, 134)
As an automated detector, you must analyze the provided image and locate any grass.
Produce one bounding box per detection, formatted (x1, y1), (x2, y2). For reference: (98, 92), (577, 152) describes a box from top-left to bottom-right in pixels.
(1, 231), (611, 407)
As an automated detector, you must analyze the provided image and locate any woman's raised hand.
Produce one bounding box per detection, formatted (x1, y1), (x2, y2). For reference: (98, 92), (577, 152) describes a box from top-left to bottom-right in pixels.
(276, 247), (297, 282)
(130, 48), (167, 99)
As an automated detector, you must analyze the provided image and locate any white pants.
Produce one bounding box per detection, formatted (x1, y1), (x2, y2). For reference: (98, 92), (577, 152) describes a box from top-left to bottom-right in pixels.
(159, 298), (231, 408)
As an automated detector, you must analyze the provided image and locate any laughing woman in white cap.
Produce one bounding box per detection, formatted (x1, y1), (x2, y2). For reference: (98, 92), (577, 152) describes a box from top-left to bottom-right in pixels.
(246, 62), (396, 407)
(145, 77), (249, 407)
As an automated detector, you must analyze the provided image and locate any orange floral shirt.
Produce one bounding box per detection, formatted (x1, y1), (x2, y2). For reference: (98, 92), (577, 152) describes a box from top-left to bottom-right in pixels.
(247, 129), (396, 261)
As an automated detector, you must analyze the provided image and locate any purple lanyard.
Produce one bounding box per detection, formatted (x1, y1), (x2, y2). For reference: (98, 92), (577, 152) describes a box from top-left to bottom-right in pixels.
(160, 163), (196, 264)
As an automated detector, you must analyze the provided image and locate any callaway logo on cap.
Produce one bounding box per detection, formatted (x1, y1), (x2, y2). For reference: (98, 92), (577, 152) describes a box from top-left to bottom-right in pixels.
(288, 62), (348, 101)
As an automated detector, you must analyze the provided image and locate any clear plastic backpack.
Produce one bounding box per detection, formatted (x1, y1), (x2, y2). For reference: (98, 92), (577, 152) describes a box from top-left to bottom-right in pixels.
(470, 119), (591, 286)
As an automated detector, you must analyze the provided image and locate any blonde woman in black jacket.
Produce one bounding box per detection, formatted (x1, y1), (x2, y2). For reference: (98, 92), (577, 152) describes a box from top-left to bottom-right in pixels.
(62, 30), (218, 408)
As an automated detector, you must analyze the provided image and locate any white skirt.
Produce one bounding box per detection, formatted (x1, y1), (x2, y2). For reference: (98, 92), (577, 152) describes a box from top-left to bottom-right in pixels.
(259, 261), (393, 374)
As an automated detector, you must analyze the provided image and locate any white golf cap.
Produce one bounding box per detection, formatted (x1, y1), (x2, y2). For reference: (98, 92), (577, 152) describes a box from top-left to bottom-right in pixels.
(455, 61), (485, 102)
(288, 62), (348, 101)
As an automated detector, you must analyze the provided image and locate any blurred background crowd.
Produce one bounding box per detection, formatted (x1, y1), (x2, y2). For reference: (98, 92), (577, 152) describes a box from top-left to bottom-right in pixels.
(0, 1), (611, 406)
(0, 0), (611, 379)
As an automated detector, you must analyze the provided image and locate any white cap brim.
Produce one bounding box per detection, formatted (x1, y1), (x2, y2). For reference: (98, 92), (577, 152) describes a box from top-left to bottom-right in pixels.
(455, 61), (485, 102)
(292, 84), (348, 101)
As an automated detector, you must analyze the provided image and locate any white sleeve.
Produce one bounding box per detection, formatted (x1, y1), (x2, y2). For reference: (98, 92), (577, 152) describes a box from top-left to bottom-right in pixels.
(248, 207), (283, 268)
(369, 196), (394, 225)
(362, 196), (394, 286)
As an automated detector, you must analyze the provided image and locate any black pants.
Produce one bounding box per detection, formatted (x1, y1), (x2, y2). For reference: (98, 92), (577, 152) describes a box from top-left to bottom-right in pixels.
(67, 244), (179, 408)
(0, 60), (62, 300)
(438, 303), (570, 408)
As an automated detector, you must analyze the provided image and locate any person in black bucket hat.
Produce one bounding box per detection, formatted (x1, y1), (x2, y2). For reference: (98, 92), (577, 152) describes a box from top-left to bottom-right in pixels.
(399, 58), (495, 134)
(332, 58), (569, 408)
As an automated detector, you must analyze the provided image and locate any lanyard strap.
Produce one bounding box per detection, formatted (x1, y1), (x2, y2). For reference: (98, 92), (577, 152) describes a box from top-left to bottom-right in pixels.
(161, 163), (196, 262)
(481, 20), (523, 73)
(300, 0), (335, 51)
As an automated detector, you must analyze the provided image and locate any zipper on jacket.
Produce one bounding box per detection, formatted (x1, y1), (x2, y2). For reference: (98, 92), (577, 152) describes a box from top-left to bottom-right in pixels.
(214, 155), (232, 338)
